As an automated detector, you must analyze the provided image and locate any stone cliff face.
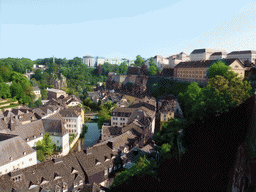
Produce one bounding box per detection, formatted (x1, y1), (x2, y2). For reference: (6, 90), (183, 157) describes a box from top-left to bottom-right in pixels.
(106, 74), (148, 98)
(50, 73), (67, 89)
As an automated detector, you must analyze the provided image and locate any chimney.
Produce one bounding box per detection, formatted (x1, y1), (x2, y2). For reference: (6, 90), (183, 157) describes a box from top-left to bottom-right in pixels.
(107, 141), (113, 149)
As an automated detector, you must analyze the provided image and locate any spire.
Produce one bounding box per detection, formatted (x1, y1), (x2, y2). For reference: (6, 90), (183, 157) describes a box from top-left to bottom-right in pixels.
(53, 55), (55, 64)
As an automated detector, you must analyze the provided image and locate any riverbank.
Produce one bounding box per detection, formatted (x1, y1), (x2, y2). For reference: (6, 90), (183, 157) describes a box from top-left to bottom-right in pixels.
(69, 121), (101, 153)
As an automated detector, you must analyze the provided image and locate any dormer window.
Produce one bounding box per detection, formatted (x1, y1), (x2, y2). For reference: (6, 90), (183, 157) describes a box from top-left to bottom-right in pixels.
(26, 138), (29, 141)
(71, 167), (78, 174)
(10, 157), (13, 161)
(33, 135), (36, 138)
(23, 152), (26, 155)
(104, 156), (109, 161)
(95, 159), (100, 165)
(54, 173), (61, 180)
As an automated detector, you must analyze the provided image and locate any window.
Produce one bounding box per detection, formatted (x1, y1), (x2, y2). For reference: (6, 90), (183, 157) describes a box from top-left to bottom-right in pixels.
(29, 158), (33, 162)
(57, 140), (59, 143)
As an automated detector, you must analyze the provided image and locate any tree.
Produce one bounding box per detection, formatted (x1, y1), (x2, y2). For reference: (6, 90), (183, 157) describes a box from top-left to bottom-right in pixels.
(42, 133), (55, 157)
(36, 140), (45, 162)
(96, 65), (102, 76)
(118, 62), (128, 75)
(206, 60), (231, 79)
(80, 124), (88, 138)
(35, 98), (43, 107)
(148, 58), (159, 76)
(41, 89), (48, 100)
(102, 62), (113, 76)
(134, 55), (145, 67)
(207, 71), (253, 106)
(0, 83), (11, 99)
(0, 66), (11, 82)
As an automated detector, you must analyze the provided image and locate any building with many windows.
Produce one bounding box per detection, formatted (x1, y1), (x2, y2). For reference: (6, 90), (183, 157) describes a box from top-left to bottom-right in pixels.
(83, 55), (95, 67)
(227, 50), (256, 64)
(189, 48), (225, 61)
(173, 58), (246, 84)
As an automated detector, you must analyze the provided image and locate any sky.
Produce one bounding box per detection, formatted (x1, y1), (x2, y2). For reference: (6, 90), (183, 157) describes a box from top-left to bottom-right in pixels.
(0, 0), (255, 61)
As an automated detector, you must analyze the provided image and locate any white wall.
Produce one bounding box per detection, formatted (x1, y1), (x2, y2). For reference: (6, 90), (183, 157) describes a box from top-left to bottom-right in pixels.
(111, 116), (128, 127)
(0, 151), (37, 176)
(62, 133), (69, 156)
(27, 136), (43, 148)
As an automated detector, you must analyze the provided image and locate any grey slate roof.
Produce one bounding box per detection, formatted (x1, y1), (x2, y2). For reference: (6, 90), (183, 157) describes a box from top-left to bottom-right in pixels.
(190, 49), (206, 54)
(227, 50), (256, 55)
(42, 119), (67, 135)
(59, 108), (80, 118)
(0, 133), (35, 167)
(1, 119), (45, 141)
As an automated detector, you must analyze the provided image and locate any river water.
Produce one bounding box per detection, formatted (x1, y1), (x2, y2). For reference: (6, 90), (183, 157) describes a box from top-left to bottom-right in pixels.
(70, 121), (101, 153)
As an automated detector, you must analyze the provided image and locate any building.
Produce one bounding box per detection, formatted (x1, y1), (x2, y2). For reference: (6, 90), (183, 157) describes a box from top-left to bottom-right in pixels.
(173, 58), (246, 84)
(153, 55), (169, 70)
(0, 133), (37, 176)
(209, 51), (228, 60)
(168, 52), (190, 68)
(189, 48), (224, 61)
(59, 107), (83, 136)
(227, 50), (256, 64)
(83, 55), (95, 67)
(46, 88), (68, 100)
(158, 95), (183, 122)
(32, 86), (41, 101)
(42, 113), (70, 156)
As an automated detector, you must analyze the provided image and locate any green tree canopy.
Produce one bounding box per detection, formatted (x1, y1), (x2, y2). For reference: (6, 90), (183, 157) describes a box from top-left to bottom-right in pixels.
(118, 62), (128, 75)
(206, 60), (232, 79)
(148, 58), (160, 76)
(134, 55), (145, 67)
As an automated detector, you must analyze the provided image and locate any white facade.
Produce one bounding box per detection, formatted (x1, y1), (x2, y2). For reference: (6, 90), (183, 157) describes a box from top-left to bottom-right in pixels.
(169, 52), (190, 68)
(153, 55), (169, 70)
(0, 151), (37, 176)
(111, 116), (129, 127)
(209, 52), (227, 60)
(83, 55), (95, 67)
(227, 51), (256, 64)
(63, 116), (83, 135)
(33, 89), (41, 101)
(190, 48), (223, 61)
(26, 135), (44, 148)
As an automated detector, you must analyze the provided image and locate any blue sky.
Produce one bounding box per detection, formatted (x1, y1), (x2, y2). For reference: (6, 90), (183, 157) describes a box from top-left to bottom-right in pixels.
(0, 0), (255, 61)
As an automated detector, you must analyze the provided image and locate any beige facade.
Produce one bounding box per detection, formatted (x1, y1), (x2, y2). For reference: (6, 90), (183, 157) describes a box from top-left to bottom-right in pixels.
(174, 67), (209, 83)
(160, 111), (174, 122)
(174, 59), (245, 84)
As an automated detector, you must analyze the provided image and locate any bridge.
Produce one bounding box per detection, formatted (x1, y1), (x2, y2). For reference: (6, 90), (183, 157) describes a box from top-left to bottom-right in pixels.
(84, 113), (98, 119)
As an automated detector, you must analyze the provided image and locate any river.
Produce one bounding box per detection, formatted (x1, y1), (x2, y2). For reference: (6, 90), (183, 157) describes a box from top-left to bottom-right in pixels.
(70, 121), (101, 153)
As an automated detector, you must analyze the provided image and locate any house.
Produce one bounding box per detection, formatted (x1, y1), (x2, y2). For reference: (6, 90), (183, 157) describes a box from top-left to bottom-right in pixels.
(59, 107), (83, 136)
(189, 48), (225, 61)
(46, 88), (68, 100)
(42, 112), (70, 155)
(168, 52), (190, 68)
(158, 94), (184, 122)
(209, 51), (228, 60)
(227, 50), (256, 64)
(173, 58), (247, 84)
(32, 86), (41, 101)
(153, 55), (169, 70)
(0, 133), (37, 176)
